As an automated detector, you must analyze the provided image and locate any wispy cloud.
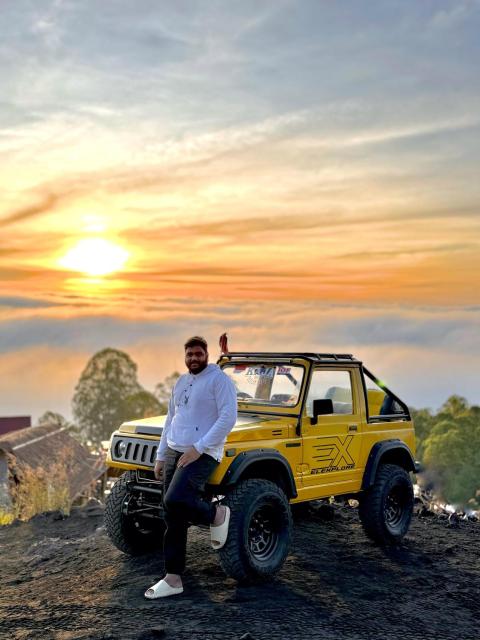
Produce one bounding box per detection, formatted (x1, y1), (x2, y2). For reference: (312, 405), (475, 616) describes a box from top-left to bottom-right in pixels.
(0, 193), (60, 227)
(0, 295), (63, 309)
(336, 117), (480, 148)
(429, 1), (480, 31)
(0, 301), (478, 419)
(1, 300), (478, 353)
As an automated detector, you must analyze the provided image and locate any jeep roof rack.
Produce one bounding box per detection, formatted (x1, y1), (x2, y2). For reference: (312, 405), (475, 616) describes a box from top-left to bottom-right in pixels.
(219, 352), (361, 364)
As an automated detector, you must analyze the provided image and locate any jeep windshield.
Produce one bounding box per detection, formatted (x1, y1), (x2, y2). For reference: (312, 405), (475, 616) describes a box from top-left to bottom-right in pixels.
(222, 363), (304, 408)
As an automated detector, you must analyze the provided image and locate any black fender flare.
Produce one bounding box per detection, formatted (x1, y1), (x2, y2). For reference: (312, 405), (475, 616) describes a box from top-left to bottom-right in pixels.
(362, 440), (416, 490)
(220, 448), (297, 498)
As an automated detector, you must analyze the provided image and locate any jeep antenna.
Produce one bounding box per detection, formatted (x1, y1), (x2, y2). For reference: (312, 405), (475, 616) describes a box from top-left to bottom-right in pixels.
(219, 332), (229, 354)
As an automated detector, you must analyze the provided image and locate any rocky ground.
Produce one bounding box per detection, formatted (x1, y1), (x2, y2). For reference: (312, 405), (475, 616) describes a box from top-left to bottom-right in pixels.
(1, 500), (479, 640)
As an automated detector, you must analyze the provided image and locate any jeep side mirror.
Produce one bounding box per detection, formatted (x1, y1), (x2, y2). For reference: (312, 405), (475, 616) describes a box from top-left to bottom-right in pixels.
(310, 398), (334, 425)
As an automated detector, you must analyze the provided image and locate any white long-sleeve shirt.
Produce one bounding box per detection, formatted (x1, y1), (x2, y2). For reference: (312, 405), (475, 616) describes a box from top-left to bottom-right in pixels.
(155, 363), (237, 463)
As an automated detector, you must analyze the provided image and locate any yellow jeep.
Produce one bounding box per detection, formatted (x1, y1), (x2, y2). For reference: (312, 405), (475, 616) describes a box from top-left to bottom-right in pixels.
(105, 352), (419, 582)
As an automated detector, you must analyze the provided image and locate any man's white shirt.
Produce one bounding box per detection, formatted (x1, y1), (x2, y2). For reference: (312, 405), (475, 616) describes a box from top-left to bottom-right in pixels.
(155, 363), (237, 463)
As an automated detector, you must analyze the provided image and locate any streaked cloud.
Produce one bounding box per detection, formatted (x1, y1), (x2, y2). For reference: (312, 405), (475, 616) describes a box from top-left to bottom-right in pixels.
(429, 1), (480, 31)
(333, 116), (480, 148)
(1, 299), (478, 354)
(0, 193), (61, 227)
(0, 296), (63, 309)
(0, 300), (478, 420)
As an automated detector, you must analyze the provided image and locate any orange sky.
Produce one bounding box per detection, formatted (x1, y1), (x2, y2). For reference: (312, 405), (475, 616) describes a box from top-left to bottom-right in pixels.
(1, 1), (479, 420)
(2, 187), (479, 306)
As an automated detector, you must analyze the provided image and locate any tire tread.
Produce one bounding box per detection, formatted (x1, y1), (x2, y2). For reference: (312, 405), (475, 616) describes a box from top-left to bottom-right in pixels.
(218, 478), (292, 582)
(104, 471), (164, 555)
(359, 463), (413, 544)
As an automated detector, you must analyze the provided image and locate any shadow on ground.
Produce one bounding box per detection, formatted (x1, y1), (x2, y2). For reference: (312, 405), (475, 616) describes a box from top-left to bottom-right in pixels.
(1, 500), (479, 640)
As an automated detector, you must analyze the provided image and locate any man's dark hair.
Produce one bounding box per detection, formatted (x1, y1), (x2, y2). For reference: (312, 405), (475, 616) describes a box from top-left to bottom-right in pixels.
(184, 336), (208, 351)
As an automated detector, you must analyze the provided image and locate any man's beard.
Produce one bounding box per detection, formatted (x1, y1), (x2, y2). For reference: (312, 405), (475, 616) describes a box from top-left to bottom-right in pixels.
(188, 361), (208, 374)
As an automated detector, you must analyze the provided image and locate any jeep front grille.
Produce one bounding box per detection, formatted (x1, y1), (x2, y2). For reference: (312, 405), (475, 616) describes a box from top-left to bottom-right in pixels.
(111, 435), (158, 467)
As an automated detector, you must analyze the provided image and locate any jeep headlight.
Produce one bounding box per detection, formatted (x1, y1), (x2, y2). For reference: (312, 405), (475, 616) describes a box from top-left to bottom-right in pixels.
(114, 439), (127, 458)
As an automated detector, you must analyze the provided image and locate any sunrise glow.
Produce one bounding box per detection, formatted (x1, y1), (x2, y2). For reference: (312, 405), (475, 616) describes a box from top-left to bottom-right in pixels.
(0, 1), (479, 420)
(59, 238), (129, 277)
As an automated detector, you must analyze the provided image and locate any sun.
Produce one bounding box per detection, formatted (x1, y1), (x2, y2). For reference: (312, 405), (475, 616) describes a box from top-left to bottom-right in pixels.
(59, 238), (129, 276)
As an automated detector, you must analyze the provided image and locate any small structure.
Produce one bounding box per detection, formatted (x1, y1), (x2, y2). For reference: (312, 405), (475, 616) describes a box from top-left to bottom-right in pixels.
(0, 423), (107, 523)
(0, 416), (31, 436)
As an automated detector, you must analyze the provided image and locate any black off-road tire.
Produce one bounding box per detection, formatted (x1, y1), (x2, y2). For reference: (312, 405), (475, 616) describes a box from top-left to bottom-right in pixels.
(104, 470), (165, 555)
(217, 479), (292, 583)
(359, 463), (414, 544)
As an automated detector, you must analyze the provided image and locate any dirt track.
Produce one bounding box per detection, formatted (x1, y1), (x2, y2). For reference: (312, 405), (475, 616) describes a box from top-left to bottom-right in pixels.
(1, 500), (479, 640)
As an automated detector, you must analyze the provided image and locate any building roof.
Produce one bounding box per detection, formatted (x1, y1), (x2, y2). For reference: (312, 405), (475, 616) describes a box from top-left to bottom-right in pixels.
(0, 423), (106, 501)
(0, 416), (31, 436)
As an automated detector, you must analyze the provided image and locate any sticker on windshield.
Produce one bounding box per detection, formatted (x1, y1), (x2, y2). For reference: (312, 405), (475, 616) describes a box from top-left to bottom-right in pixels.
(277, 367), (291, 375)
(233, 365), (248, 373)
(246, 366), (275, 379)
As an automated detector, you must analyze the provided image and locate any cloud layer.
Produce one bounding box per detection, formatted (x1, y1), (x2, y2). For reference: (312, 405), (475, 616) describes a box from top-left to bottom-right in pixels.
(0, 298), (478, 421)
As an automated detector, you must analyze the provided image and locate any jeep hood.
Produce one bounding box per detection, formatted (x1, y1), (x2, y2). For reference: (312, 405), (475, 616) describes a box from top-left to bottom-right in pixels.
(118, 413), (287, 440)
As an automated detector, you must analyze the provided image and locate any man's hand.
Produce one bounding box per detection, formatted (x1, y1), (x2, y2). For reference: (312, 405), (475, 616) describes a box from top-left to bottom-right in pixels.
(177, 446), (201, 468)
(154, 460), (164, 481)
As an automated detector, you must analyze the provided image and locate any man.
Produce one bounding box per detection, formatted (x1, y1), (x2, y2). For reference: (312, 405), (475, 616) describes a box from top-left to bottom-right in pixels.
(145, 336), (237, 599)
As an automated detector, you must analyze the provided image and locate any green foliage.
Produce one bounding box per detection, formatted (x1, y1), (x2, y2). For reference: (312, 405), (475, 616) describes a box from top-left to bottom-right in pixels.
(415, 396), (480, 508)
(72, 348), (176, 447)
(38, 411), (71, 428)
(120, 390), (162, 421)
(72, 348), (145, 446)
(154, 371), (180, 408)
(37, 410), (83, 441)
(438, 395), (470, 419)
(410, 407), (434, 460)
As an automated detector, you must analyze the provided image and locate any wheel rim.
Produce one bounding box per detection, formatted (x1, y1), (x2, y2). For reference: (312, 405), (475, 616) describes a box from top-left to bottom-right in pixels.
(248, 505), (279, 561)
(384, 486), (407, 528)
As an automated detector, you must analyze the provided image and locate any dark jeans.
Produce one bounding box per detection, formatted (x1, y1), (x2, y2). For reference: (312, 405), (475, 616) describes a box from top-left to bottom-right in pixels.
(162, 446), (219, 574)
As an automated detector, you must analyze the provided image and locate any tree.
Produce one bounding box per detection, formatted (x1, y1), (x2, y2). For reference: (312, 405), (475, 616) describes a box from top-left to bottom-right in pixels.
(120, 390), (162, 421)
(423, 427), (465, 475)
(38, 411), (72, 428)
(37, 410), (82, 440)
(72, 348), (145, 446)
(154, 371), (180, 409)
(439, 395), (469, 419)
(417, 396), (480, 508)
(410, 407), (434, 460)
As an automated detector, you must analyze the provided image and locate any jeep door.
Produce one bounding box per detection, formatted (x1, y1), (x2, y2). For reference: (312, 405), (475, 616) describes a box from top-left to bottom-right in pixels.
(300, 367), (363, 497)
